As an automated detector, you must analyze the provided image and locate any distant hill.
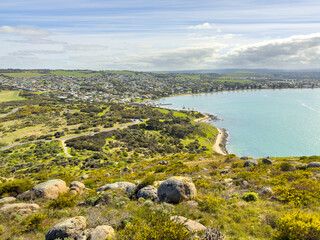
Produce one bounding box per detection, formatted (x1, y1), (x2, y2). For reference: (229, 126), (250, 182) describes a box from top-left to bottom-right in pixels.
(154, 69), (320, 74)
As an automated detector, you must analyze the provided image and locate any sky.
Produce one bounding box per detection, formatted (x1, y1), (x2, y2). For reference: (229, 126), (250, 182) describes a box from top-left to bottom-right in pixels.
(1, 0), (320, 71)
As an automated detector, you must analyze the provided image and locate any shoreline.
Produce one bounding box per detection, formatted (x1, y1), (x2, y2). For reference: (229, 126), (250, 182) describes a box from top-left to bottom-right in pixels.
(212, 127), (229, 155)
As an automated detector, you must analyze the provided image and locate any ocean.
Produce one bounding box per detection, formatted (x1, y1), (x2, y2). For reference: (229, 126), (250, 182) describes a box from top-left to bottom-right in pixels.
(155, 88), (320, 158)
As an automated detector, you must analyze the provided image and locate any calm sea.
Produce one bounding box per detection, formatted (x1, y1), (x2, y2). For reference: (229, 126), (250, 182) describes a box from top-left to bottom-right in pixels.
(155, 89), (320, 158)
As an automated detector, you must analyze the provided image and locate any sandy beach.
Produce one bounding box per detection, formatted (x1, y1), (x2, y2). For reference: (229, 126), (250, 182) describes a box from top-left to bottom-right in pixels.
(212, 127), (228, 155)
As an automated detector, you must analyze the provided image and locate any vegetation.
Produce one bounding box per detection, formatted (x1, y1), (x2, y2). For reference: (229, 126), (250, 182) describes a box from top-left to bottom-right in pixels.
(1, 86), (320, 239)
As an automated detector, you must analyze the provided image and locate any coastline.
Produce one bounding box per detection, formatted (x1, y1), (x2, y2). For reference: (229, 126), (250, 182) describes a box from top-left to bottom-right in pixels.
(212, 127), (228, 155)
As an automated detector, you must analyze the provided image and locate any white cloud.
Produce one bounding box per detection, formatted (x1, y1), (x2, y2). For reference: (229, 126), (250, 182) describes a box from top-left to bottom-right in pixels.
(220, 33), (320, 68)
(65, 44), (107, 51)
(188, 23), (218, 30)
(0, 25), (50, 36)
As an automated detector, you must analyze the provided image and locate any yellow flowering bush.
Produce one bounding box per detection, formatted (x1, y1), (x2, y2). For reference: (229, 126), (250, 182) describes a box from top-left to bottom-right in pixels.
(273, 179), (320, 206)
(275, 211), (320, 240)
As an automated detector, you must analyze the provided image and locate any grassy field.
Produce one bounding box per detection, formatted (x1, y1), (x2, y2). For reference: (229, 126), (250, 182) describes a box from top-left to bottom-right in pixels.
(2, 72), (47, 77)
(0, 90), (25, 102)
(50, 70), (102, 77)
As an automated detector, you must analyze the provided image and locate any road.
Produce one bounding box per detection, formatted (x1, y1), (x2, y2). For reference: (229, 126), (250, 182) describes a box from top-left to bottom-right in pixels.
(0, 119), (141, 154)
(0, 107), (20, 119)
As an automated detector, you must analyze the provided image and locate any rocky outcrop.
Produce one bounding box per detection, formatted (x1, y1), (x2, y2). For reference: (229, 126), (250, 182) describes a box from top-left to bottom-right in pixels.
(170, 216), (206, 232)
(45, 216), (86, 240)
(307, 162), (320, 168)
(157, 177), (197, 203)
(18, 179), (67, 200)
(70, 181), (85, 195)
(244, 160), (258, 167)
(262, 158), (272, 165)
(137, 185), (157, 200)
(97, 182), (136, 195)
(0, 203), (40, 215)
(0, 196), (16, 204)
(88, 225), (115, 240)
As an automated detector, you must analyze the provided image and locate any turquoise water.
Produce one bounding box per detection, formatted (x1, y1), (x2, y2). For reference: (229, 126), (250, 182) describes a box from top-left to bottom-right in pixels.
(156, 89), (320, 158)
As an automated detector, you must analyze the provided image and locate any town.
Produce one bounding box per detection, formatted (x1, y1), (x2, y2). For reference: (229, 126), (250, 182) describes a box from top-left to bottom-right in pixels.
(1, 70), (320, 103)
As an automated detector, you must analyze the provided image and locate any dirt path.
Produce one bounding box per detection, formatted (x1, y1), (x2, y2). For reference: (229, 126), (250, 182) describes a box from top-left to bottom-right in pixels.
(0, 119), (141, 152)
(0, 107), (20, 118)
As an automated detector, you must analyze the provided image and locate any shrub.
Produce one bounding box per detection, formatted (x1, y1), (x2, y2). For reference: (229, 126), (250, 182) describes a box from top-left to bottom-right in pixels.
(117, 211), (192, 240)
(198, 195), (225, 213)
(242, 192), (259, 202)
(273, 179), (320, 206)
(48, 193), (78, 209)
(0, 179), (33, 197)
(280, 162), (294, 172)
(22, 213), (47, 232)
(275, 211), (320, 240)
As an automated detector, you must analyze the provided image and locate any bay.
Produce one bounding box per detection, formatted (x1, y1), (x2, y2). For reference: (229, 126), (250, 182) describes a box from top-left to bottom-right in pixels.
(155, 89), (320, 158)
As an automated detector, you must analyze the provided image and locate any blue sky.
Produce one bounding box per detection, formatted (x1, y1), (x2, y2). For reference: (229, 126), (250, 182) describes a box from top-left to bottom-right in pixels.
(1, 0), (320, 70)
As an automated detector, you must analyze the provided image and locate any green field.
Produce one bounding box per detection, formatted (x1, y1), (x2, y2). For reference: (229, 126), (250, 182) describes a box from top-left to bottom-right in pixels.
(50, 70), (102, 77)
(2, 72), (47, 78)
(0, 90), (25, 102)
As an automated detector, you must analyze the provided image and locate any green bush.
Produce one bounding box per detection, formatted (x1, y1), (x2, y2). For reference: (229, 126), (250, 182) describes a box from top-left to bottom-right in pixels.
(118, 211), (192, 240)
(275, 211), (320, 240)
(48, 193), (78, 209)
(198, 195), (226, 213)
(22, 213), (47, 232)
(242, 192), (259, 202)
(280, 162), (294, 172)
(0, 179), (33, 197)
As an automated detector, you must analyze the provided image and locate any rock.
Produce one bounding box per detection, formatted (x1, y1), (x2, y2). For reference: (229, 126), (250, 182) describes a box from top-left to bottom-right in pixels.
(157, 177), (197, 204)
(261, 187), (274, 196)
(45, 216), (86, 240)
(137, 185), (157, 200)
(223, 178), (233, 183)
(202, 228), (224, 240)
(220, 170), (228, 175)
(19, 179), (67, 200)
(97, 182), (136, 195)
(307, 162), (320, 168)
(0, 196), (16, 204)
(70, 181), (85, 195)
(123, 167), (131, 172)
(0, 203), (40, 213)
(244, 160), (258, 167)
(105, 173), (111, 177)
(240, 156), (248, 160)
(76, 229), (92, 240)
(81, 174), (89, 181)
(185, 200), (199, 207)
(262, 158), (272, 165)
(170, 216), (206, 232)
(153, 181), (163, 187)
(158, 160), (168, 165)
(88, 225), (115, 240)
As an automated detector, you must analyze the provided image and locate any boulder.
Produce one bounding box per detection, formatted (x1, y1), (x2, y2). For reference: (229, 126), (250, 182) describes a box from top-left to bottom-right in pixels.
(0, 203), (40, 214)
(261, 187), (274, 196)
(202, 228), (224, 240)
(244, 160), (258, 167)
(19, 179), (67, 200)
(307, 162), (320, 168)
(45, 216), (86, 240)
(81, 174), (89, 181)
(262, 158), (272, 165)
(170, 216), (206, 232)
(88, 225), (115, 240)
(97, 182), (136, 196)
(157, 177), (197, 203)
(158, 160), (168, 165)
(70, 181), (85, 195)
(240, 156), (248, 160)
(0, 196), (16, 204)
(137, 185), (157, 200)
